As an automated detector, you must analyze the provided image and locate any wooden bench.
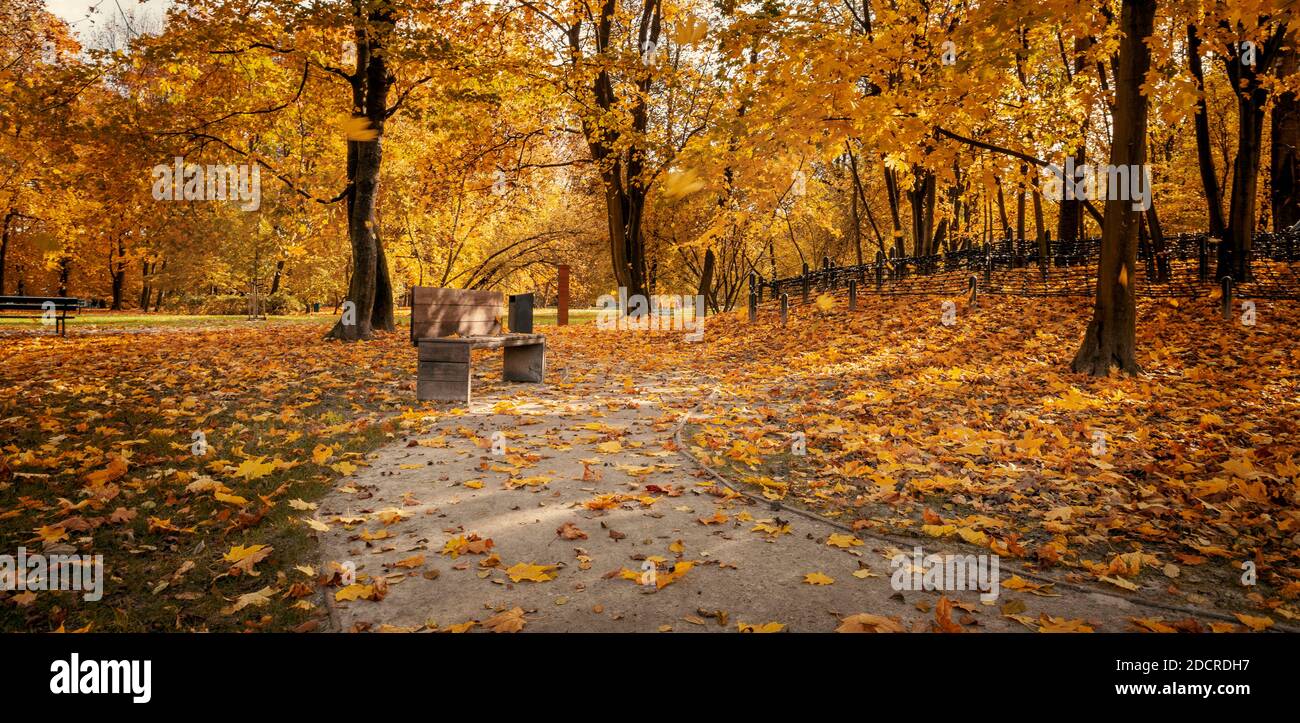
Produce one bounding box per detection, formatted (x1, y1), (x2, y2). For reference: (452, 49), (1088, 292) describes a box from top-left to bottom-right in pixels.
(409, 287), (545, 403)
(0, 296), (84, 335)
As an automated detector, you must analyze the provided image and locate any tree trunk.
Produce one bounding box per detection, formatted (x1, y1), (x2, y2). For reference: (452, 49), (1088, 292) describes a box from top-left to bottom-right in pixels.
(697, 247), (716, 313)
(1272, 42), (1300, 230)
(572, 0), (657, 303)
(1058, 36), (1092, 245)
(908, 167), (935, 255)
(326, 7), (395, 341)
(1187, 24), (1227, 239)
(0, 209), (11, 295)
(270, 258), (285, 294)
(1072, 0), (1154, 377)
(371, 233), (395, 330)
(140, 260), (152, 310)
(995, 177), (1010, 244)
(110, 238), (126, 310)
(883, 165), (905, 256)
(1219, 24), (1289, 282)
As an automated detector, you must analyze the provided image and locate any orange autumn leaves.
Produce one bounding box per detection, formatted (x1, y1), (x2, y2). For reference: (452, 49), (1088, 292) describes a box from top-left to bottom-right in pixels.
(682, 293), (1300, 620)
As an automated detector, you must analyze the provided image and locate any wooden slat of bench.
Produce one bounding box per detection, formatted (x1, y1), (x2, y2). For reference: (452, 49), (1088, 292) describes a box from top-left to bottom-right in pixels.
(418, 361), (470, 381)
(417, 342), (471, 362)
(411, 287), (502, 306)
(0, 297), (84, 311)
(417, 378), (472, 403)
(410, 304), (501, 320)
(417, 334), (545, 351)
(412, 318), (501, 339)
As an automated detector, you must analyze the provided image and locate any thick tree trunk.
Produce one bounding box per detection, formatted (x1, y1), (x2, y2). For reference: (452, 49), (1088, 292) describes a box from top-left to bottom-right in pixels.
(371, 233), (395, 330)
(908, 167), (935, 255)
(1072, 0), (1154, 377)
(1223, 83), (1268, 282)
(573, 0), (657, 304)
(1272, 43), (1300, 230)
(1218, 24), (1289, 282)
(327, 8), (394, 341)
(110, 238), (126, 310)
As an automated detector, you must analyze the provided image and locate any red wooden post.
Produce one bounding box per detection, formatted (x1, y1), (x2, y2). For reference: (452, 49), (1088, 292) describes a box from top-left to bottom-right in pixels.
(557, 264), (570, 326)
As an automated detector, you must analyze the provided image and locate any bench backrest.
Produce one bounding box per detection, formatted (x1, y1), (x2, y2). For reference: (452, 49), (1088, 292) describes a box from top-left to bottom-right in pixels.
(409, 287), (502, 343)
(0, 296), (84, 311)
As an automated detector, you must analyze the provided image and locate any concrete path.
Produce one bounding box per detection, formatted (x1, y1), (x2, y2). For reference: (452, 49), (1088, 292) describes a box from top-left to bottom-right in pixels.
(312, 347), (1182, 633)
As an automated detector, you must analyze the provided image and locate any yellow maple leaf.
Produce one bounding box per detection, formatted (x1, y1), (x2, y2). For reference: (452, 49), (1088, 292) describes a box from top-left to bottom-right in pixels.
(505, 562), (557, 583)
(331, 460), (357, 476)
(826, 533), (863, 548)
(335, 583), (376, 602)
(233, 456), (276, 481)
(803, 572), (834, 585)
(311, 444), (334, 465)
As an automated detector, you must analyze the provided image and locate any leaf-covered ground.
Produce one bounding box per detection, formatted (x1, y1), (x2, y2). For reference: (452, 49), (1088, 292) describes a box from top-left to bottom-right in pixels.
(1, 293), (1297, 631)
(0, 323), (415, 631)
(690, 293), (1300, 621)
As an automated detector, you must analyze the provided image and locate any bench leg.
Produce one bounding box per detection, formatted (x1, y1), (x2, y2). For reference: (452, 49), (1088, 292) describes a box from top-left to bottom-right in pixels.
(502, 343), (544, 382)
(417, 362), (471, 403)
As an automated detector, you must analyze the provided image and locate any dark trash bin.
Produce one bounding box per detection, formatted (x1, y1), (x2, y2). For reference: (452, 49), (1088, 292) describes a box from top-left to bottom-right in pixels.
(508, 293), (534, 334)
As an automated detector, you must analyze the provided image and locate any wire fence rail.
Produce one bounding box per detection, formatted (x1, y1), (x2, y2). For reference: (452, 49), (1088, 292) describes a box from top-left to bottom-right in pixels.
(746, 231), (1300, 321)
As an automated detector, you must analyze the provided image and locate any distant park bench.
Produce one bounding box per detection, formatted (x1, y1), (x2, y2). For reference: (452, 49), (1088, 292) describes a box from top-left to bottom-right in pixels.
(410, 287), (544, 403)
(0, 296), (85, 335)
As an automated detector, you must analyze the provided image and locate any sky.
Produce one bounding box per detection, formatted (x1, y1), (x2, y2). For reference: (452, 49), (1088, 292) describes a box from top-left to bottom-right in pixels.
(44, 0), (169, 41)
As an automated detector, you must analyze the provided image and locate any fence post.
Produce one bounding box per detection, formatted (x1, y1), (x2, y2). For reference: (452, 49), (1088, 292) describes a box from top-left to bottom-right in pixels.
(1221, 276), (1233, 320)
(801, 262), (810, 303)
(968, 274), (978, 307)
(848, 278), (857, 310)
(983, 243), (992, 285)
(557, 264), (570, 326)
(748, 291), (757, 322)
(780, 293), (789, 325)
